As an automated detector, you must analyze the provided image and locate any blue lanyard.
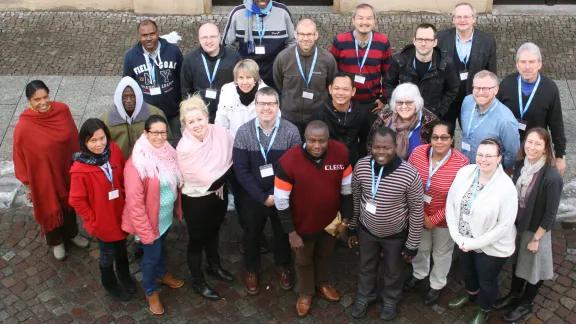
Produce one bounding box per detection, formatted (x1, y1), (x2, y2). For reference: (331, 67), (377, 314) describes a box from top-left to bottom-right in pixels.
(371, 159), (384, 199)
(517, 74), (541, 119)
(455, 37), (471, 65)
(466, 101), (497, 138)
(354, 31), (373, 73)
(256, 15), (267, 42)
(143, 44), (161, 84)
(295, 46), (318, 87)
(413, 58), (432, 70)
(255, 118), (280, 164)
(99, 162), (114, 188)
(201, 55), (221, 88)
(467, 168), (496, 212)
(408, 110), (423, 139)
(426, 148), (452, 192)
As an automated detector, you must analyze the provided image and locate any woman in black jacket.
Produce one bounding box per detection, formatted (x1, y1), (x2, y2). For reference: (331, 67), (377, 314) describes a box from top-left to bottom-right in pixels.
(494, 127), (563, 322)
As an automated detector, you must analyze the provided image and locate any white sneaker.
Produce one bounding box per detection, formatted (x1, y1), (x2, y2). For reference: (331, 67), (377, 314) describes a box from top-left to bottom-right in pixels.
(227, 193), (236, 212)
(70, 235), (89, 248)
(53, 243), (66, 260)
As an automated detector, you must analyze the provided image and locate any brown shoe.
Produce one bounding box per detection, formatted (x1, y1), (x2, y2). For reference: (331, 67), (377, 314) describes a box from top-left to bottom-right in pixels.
(296, 296), (312, 317)
(156, 272), (184, 289)
(276, 267), (293, 291)
(146, 291), (164, 315)
(318, 285), (340, 302)
(244, 272), (259, 295)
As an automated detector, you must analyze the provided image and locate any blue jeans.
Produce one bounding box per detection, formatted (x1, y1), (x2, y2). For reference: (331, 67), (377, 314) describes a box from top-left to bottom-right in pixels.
(460, 250), (508, 310)
(141, 233), (168, 296)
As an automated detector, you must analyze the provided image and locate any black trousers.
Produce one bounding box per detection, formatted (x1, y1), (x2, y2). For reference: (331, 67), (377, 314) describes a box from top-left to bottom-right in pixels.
(460, 250), (508, 310)
(97, 238), (129, 268)
(237, 192), (291, 273)
(510, 266), (544, 304)
(45, 209), (78, 246)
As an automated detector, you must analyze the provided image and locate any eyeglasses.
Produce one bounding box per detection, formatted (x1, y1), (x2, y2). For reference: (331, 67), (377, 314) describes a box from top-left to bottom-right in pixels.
(476, 153), (500, 159)
(415, 38), (435, 44)
(395, 100), (414, 107)
(431, 135), (452, 142)
(354, 16), (375, 22)
(472, 86), (497, 93)
(454, 15), (473, 21)
(297, 33), (316, 39)
(199, 35), (220, 42)
(148, 131), (168, 137)
(256, 102), (278, 108)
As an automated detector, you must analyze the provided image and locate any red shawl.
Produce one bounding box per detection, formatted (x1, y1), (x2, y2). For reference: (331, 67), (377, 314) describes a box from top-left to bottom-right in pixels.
(13, 101), (80, 235)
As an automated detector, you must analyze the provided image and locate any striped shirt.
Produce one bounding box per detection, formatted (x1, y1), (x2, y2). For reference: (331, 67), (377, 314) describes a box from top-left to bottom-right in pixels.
(330, 31), (392, 104)
(351, 155), (423, 250)
(407, 144), (470, 228)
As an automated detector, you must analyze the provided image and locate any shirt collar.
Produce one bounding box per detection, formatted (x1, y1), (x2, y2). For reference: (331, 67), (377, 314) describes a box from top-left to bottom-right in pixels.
(143, 42), (161, 59)
(456, 29), (474, 44)
(256, 117), (280, 135)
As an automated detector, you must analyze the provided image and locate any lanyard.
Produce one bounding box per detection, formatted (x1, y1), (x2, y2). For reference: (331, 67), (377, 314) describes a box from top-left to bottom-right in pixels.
(517, 74), (541, 119)
(99, 162), (114, 188)
(201, 55), (221, 88)
(467, 168), (496, 212)
(370, 159), (384, 199)
(354, 31), (373, 73)
(413, 58), (432, 70)
(255, 118), (280, 164)
(295, 46), (318, 87)
(426, 148), (452, 192)
(408, 110), (423, 139)
(256, 15), (267, 42)
(466, 101), (497, 138)
(143, 47), (162, 85)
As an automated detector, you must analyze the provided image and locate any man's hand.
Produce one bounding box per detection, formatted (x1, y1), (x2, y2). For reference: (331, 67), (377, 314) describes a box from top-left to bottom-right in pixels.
(25, 193), (32, 203)
(372, 99), (386, 113)
(264, 195), (275, 207)
(555, 157), (566, 176)
(348, 236), (359, 248)
(334, 223), (348, 238)
(288, 232), (304, 251)
(402, 251), (414, 262)
(423, 217), (434, 230)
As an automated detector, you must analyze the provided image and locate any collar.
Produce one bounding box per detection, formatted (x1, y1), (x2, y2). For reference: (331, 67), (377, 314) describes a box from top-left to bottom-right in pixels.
(256, 117), (280, 135)
(301, 142), (327, 167)
(142, 42), (161, 59)
(297, 45), (317, 57)
(456, 29), (474, 44)
(352, 30), (371, 48)
(475, 100), (497, 116)
(372, 155), (402, 174)
(201, 45), (224, 61)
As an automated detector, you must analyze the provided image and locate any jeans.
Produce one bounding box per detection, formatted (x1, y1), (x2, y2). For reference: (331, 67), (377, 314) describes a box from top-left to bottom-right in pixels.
(141, 232), (168, 296)
(460, 250), (508, 310)
(97, 239), (128, 267)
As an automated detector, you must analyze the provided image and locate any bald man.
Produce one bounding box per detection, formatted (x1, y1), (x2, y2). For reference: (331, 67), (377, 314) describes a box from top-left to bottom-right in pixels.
(273, 19), (338, 136)
(181, 23), (242, 123)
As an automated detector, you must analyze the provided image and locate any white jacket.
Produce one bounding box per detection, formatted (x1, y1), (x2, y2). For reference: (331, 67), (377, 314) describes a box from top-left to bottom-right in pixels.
(445, 164), (518, 257)
(214, 81), (273, 138)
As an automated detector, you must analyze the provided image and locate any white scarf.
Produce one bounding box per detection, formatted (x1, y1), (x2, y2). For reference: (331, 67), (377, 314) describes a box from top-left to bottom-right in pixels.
(516, 156), (545, 208)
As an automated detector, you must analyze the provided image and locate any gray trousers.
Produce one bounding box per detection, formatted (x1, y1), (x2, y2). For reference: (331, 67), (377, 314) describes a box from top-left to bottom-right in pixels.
(357, 225), (406, 304)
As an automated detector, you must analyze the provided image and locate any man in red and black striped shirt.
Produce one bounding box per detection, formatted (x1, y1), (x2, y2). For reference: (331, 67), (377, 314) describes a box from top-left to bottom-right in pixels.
(330, 3), (392, 112)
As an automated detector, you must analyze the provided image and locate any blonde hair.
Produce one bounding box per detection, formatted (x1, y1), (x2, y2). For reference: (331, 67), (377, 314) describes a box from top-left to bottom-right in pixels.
(234, 59), (260, 83)
(179, 94), (209, 124)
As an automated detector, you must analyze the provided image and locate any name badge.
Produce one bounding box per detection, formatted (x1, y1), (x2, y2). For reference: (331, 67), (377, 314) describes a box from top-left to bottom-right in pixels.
(462, 213), (470, 222)
(354, 75), (366, 84)
(423, 194), (432, 204)
(150, 87), (161, 96)
(255, 45), (266, 55)
(205, 88), (217, 99)
(109, 189), (119, 200)
(459, 72), (469, 81)
(259, 164), (274, 178)
(462, 142), (471, 151)
(302, 89), (314, 100)
(517, 119), (527, 131)
(365, 200), (377, 214)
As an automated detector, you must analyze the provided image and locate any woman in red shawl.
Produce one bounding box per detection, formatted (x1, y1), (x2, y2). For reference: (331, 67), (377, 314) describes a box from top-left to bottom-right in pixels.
(13, 80), (90, 260)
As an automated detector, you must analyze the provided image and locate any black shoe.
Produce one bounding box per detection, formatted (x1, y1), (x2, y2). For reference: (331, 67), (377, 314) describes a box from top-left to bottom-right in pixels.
(494, 291), (521, 310)
(206, 265), (235, 282)
(350, 300), (369, 318)
(192, 282), (221, 301)
(115, 258), (137, 294)
(424, 288), (442, 306)
(100, 265), (131, 301)
(503, 303), (533, 323)
(260, 237), (270, 253)
(380, 303), (397, 321)
(403, 276), (422, 292)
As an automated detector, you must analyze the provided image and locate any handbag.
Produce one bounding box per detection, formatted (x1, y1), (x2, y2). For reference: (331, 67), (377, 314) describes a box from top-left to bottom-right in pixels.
(324, 212), (342, 235)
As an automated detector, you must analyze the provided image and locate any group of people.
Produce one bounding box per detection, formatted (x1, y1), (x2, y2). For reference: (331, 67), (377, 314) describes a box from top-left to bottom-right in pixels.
(12, 1), (567, 323)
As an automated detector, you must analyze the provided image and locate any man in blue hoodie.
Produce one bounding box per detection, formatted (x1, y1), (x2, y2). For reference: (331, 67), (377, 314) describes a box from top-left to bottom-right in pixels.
(123, 19), (184, 146)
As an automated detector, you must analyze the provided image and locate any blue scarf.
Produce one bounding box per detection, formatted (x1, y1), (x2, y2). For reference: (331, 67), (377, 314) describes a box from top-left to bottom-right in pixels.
(243, 0), (273, 54)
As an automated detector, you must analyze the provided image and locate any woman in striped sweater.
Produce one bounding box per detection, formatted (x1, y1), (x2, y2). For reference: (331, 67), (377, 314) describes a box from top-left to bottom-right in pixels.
(404, 121), (469, 305)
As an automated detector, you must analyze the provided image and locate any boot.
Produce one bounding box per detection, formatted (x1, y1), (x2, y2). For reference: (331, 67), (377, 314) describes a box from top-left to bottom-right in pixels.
(503, 303), (533, 323)
(100, 265), (130, 301)
(156, 272), (184, 289)
(448, 294), (476, 309)
(206, 264), (235, 282)
(469, 309), (488, 324)
(115, 257), (137, 294)
(146, 291), (164, 315)
(494, 290), (522, 310)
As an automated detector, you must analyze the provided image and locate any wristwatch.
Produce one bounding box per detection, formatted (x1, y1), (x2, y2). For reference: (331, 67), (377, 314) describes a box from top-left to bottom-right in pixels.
(531, 236), (541, 242)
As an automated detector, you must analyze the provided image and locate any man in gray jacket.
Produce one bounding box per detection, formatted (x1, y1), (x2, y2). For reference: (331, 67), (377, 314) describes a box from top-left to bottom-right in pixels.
(273, 19), (338, 136)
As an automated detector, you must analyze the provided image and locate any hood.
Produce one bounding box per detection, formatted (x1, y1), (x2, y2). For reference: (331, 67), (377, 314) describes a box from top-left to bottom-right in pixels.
(113, 77), (144, 125)
(131, 37), (169, 55)
(70, 160), (101, 174)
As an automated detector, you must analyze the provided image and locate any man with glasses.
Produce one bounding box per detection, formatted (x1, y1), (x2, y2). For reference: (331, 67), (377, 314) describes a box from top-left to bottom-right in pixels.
(460, 70), (520, 172)
(385, 23), (459, 119)
(232, 87), (301, 296)
(330, 3), (391, 112)
(273, 19), (338, 136)
(437, 2), (497, 128)
(181, 23), (241, 124)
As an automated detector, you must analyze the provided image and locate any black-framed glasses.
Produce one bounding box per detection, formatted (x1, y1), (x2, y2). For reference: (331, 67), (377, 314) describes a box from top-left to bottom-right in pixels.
(472, 86), (497, 93)
(148, 131), (168, 137)
(256, 102), (278, 108)
(415, 38), (435, 44)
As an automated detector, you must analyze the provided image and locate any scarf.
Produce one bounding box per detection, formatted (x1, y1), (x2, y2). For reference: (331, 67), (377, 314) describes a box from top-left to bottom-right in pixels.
(237, 84), (258, 106)
(72, 139), (111, 166)
(131, 135), (182, 191)
(516, 156), (546, 208)
(13, 101), (80, 235)
(243, 0), (273, 54)
(177, 125), (233, 187)
(383, 112), (419, 159)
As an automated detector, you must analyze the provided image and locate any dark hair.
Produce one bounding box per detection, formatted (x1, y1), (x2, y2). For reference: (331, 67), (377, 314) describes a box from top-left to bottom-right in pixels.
(305, 120), (329, 138)
(415, 23), (437, 38)
(479, 138), (502, 155)
(373, 127), (397, 145)
(516, 127), (555, 166)
(78, 118), (111, 154)
(144, 115), (168, 132)
(331, 72), (355, 88)
(25, 80), (50, 99)
(430, 120), (455, 147)
(137, 19), (158, 33)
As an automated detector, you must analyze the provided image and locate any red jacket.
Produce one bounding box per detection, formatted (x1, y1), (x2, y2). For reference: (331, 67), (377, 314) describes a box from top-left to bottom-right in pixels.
(69, 141), (127, 242)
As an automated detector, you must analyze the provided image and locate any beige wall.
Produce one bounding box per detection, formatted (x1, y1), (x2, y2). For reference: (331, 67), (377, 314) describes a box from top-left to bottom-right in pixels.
(0, 0), (132, 11)
(336, 0), (493, 13)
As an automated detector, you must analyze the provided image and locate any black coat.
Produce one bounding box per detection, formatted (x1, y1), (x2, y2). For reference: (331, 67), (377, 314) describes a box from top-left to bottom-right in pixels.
(512, 161), (563, 233)
(384, 45), (460, 118)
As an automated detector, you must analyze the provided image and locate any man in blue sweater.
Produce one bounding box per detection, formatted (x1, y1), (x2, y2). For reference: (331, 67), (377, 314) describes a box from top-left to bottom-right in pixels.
(232, 87), (301, 296)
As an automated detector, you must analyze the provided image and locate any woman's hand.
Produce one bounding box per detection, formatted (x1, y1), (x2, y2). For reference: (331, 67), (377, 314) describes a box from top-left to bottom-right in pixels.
(348, 236), (359, 248)
(25, 192), (32, 203)
(334, 224), (348, 238)
(527, 240), (539, 253)
(423, 217), (434, 230)
(215, 186), (224, 200)
(459, 244), (470, 252)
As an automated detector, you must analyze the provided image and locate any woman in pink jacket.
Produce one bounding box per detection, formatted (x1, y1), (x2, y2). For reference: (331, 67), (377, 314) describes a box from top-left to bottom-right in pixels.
(122, 115), (184, 315)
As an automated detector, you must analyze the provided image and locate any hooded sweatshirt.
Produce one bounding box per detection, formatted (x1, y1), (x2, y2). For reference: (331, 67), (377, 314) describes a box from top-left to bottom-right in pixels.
(123, 38), (183, 118)
(100, 77), (172, 159)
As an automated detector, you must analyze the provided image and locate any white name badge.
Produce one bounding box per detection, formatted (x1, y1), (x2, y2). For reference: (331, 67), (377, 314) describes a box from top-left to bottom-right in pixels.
(365, 201), (377, 214)
(255, 45), (266, 55)
(109, 189), (120, 200)
(459, 72), (469, 81)
(205, 88), (217, 99)
(518, 119), (527, 131)
(462, 213), (470, 222)
(423, 194), (432, 204)
(462, 142), (471, 151)
(150, 87), (162, 96)
(259, 164), (274, 178)
(354, 75), (366, 84)
(302, 90), (314, 100)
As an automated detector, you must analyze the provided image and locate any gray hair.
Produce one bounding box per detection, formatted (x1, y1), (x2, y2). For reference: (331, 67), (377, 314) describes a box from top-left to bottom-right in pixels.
(255, 87), (280, 103)
(516, 42), (542, 63)
(353, 3), (376, 20)
(473, 70), (500, 86)
(452, 2), (477, 16)
(389, 83), (424, 113)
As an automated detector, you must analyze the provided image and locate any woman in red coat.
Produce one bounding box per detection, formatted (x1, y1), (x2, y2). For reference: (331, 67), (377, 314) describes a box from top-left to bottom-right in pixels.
(69, 118), (136, 301)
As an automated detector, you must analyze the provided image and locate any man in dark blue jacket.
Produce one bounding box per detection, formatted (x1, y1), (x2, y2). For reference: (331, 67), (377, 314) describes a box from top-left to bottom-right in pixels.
(123, 19), (183, 145)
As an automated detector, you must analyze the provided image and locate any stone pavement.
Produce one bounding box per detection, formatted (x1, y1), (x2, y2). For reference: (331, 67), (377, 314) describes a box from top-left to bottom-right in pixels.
(0, 207), (575, 324)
